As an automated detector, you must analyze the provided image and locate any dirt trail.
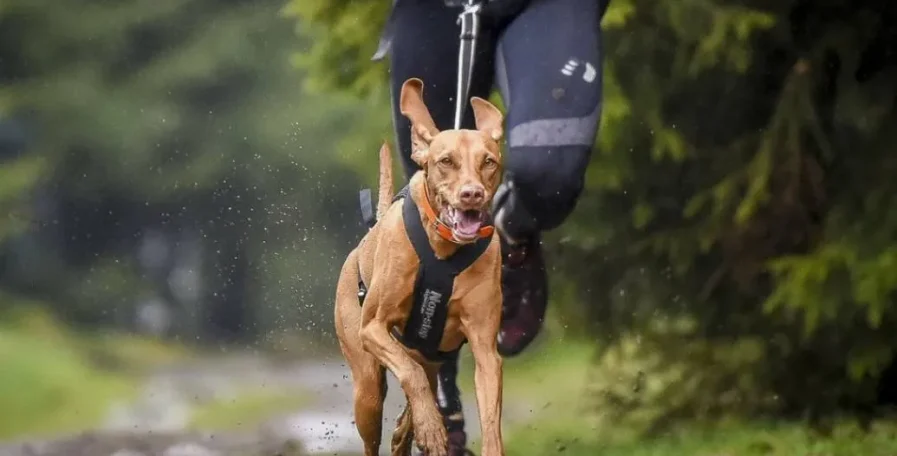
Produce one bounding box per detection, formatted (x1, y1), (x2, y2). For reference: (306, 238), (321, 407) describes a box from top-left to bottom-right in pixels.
(0, 353), (528, 456)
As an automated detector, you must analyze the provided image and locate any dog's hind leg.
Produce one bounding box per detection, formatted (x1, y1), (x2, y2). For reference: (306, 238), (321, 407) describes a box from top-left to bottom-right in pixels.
(351, 356), (387, 456)
(335, 250), (386, 455)
(391, 402), (414, 456)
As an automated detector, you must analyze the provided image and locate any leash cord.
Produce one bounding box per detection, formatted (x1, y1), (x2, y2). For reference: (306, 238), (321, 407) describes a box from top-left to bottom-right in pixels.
(453, 0), (483, 129)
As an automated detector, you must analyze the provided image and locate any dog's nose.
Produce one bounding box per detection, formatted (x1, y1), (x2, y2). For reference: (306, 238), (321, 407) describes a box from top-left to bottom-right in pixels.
(459, 185), (485, 206)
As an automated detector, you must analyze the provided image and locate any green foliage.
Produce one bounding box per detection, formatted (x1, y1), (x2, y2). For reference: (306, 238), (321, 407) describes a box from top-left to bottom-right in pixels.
(588, 323), (774, 436)
(568, 0), (897, 427)
(3, 0), (348, 199)
(283, 1), (390, 97)
(284, 0), (398, 182)
(0, 155), (43, 242)
(0, 0), (375, 339)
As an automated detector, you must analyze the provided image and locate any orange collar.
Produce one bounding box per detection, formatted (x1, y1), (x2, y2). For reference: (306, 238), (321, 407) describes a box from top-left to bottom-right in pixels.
(420, 182), (494, 243)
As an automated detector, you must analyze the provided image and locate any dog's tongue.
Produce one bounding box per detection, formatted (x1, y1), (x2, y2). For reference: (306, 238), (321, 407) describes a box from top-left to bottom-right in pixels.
(453, 210), (483, 237)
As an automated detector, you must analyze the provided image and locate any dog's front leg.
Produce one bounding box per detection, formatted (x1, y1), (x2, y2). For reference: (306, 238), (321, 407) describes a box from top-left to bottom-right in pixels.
(360, 283), (448, 456)
(463, 291), (505, 456)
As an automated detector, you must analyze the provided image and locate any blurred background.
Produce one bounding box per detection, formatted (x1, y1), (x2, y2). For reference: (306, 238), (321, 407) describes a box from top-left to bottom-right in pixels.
(2, 0), (897, 455)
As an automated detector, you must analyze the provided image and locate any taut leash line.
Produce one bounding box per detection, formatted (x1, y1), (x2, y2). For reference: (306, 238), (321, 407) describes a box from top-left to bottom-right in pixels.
(453, 0), (483, 130)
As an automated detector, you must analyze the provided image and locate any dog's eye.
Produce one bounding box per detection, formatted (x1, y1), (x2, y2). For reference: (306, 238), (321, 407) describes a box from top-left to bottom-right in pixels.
(483, 157), (497, 168)
(439, 157), (453, 166)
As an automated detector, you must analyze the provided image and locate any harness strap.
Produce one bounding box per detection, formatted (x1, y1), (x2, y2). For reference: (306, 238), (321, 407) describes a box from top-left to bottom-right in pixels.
(359, 188), (376, 229)
(357, 184), (490, 362)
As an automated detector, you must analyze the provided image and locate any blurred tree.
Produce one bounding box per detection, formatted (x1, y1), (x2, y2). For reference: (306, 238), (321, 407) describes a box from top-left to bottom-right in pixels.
(0, 0), (368, 344)
(0, 70), (45, 286)
(290, 0), (897, 428)
(0, 117), (43, 248)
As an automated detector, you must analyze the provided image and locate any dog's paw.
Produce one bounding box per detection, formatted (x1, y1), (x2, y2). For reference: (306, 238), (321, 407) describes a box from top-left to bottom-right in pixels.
(412, 408), (447, 456)
(391, 406), (415, 455)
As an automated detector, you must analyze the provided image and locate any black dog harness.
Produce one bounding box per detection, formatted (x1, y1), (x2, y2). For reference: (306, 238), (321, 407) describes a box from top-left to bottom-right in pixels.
(357, 186), (490, 362)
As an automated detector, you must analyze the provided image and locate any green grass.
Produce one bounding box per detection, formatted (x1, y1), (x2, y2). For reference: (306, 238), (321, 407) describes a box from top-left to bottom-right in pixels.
(0, 303), (187, 439)
(505, 418), (897, 456)
(458, 331), (598, 451)
(78, 331), (190, 373)
(458, 332), (596, 418)
(459, 331), (897, 455)
(0, 334), (134, 439)
(188, 390), (311, 431)
(0, 326), (137, 439)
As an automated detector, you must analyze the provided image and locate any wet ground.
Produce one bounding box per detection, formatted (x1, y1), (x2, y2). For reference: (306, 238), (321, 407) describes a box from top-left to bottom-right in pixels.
(0, 353), (529, 456)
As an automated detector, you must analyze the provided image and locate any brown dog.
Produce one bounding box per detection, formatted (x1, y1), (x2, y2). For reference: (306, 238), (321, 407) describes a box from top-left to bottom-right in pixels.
(334, 78), (506, 456)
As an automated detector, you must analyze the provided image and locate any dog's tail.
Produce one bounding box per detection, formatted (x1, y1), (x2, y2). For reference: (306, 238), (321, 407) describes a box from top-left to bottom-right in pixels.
(376, 141), (394, 221)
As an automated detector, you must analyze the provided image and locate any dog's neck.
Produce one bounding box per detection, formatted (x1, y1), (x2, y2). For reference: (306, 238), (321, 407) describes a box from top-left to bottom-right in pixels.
(409, 173), (462, 260)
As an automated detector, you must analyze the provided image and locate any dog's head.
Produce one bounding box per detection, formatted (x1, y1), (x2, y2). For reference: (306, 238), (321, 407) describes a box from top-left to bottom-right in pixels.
(399, 78), (504, 244)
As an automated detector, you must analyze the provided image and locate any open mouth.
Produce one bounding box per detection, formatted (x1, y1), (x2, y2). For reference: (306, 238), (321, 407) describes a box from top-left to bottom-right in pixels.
(442, 207), (487, 241)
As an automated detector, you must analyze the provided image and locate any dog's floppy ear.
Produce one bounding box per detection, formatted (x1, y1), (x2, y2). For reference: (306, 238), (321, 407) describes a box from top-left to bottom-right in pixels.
(470, 96), (504, 142)
(400, 78), (439, 166)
